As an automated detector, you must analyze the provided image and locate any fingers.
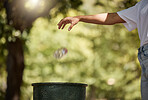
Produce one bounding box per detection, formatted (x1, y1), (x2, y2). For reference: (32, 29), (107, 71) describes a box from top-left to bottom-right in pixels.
(58, 17), (72, 30)
(58, 18), (69, 29)
(59, 22), (68, 30)
(62, 24), (66, 29)
(58, 20), (68, 30)
(58, 17), (76, 31)
(58, 19), (64, 29)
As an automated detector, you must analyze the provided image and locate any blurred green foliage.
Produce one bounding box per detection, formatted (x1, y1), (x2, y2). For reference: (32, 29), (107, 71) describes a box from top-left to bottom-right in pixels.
(0, 0), (141, 100)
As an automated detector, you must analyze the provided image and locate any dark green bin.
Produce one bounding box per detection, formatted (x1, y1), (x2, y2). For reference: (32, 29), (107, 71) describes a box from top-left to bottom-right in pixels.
(32, 82), (88, 100)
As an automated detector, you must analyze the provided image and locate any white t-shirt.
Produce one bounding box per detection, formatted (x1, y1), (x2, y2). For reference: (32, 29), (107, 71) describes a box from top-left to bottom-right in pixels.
(117, 0), (148, 46)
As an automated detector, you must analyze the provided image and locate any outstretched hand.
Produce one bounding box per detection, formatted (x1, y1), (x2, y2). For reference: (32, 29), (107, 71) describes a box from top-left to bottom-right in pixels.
(58, 17), (79, 31)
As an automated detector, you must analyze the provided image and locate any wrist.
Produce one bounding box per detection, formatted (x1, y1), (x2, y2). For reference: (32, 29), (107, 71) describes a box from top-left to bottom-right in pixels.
(74, 16), (82, 22)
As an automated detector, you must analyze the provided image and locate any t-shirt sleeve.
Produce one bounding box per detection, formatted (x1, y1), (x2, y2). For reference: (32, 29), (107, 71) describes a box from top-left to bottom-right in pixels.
(117, 2), (140, 31)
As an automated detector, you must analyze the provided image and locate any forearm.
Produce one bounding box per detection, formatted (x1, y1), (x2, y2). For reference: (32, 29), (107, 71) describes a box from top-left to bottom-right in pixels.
(58, 12), (125, 31)
(75, 13), (125, 25)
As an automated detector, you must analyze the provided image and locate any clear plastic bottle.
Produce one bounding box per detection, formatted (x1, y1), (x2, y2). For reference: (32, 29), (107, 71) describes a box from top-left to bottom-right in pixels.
(54, 47), (68, 59)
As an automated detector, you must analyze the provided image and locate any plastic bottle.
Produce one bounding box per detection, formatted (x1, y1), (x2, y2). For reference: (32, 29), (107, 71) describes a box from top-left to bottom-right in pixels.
(54, 47), (68, 59)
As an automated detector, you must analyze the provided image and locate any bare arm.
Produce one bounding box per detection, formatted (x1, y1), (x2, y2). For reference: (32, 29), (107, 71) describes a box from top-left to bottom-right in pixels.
(58, 13), (125, 31)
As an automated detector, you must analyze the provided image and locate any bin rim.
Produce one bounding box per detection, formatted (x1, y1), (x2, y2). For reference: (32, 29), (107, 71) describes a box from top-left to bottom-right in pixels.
(32, 82), (88, 87)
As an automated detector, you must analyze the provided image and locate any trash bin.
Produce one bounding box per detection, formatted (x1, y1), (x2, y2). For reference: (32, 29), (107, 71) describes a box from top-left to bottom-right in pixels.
(32, 82), (88, 100)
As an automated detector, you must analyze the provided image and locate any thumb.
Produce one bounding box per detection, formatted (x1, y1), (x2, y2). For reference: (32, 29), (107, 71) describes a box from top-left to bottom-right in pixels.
(68, 24), (74, 31)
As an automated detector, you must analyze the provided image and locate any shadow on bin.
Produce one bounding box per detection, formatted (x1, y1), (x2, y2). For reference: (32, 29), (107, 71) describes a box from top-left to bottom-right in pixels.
(32, 82), (88, 100)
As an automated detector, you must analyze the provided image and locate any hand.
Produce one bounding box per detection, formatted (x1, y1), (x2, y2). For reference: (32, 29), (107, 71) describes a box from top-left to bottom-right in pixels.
(58, 17), (80, 31)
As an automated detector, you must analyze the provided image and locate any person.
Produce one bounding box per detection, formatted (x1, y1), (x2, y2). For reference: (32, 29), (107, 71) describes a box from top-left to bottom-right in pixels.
(57, 0), (148, 100)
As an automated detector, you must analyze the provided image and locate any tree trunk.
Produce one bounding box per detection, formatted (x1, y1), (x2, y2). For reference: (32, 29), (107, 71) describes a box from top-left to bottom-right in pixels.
(5, 38), (25, 100)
